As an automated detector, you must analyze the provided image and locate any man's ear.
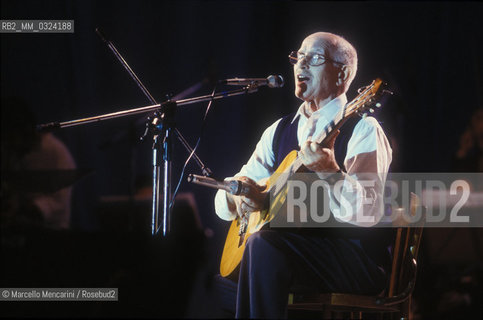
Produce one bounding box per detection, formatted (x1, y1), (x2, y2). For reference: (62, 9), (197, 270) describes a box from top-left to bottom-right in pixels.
(336, 65), (351, 86)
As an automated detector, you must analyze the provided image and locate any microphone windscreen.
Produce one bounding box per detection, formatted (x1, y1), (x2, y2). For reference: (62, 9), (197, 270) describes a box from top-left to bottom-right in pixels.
(267, 75), (284, 88)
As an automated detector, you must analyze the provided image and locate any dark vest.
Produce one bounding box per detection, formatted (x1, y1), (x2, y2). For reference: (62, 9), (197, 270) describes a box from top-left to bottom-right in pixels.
(272, 112), (359, 169)
(271, 112), (394, 270)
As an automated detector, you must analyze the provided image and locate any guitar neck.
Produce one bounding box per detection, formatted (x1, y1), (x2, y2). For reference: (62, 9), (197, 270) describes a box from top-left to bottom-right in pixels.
(316, 104), (350, 145)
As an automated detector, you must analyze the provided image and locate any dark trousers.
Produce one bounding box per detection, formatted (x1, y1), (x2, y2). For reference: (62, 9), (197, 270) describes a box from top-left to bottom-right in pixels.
(216, 229), (388, 319)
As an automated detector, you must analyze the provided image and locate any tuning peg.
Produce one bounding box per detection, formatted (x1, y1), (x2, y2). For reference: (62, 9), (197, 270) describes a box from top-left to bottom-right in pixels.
(383, 89), (393, 95)
(375, 103), (382, 108)
(369, 108), (374, 113)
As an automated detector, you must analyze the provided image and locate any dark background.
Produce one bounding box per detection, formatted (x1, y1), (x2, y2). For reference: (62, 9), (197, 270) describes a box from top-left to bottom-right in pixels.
(1, 0), (482, 318)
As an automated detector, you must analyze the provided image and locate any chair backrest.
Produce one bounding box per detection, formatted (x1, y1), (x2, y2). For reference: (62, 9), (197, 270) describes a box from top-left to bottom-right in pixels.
(385, 193), (424, 303)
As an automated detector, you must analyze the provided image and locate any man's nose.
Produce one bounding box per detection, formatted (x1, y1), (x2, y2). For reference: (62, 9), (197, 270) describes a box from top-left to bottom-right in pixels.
(297, 56), (309, 68)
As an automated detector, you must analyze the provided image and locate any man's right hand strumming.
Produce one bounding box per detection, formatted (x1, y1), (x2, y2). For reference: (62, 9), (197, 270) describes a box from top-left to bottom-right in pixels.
(225, 176), (266, 219)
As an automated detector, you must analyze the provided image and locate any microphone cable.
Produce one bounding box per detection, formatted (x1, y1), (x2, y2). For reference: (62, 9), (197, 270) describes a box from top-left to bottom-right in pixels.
(168, 84), (217, 211)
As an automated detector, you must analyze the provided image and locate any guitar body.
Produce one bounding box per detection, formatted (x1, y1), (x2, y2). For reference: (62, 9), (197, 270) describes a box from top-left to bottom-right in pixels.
(220, 150), (298, 277)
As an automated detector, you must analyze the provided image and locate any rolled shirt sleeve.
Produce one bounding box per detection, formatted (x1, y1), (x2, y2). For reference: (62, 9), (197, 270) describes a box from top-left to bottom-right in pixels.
(321, 116), (392, 226)
(214, 119), (281, 221)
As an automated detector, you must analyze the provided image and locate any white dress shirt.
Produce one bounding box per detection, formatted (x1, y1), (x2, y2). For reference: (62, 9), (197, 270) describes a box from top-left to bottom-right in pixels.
(215, 94), (392, 226)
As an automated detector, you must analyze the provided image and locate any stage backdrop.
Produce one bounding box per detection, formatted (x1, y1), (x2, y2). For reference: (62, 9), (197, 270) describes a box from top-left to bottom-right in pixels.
(2, 0), (482, 280)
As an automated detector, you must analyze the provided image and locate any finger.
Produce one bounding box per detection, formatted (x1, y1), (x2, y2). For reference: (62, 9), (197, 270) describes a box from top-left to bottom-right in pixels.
(239, 176), (257, 186)
(242, 197), (255, 208)
(239, 199), (249, 212)
(254, 183), (266, 191)
(300, 140), (311, 157)
(238, 176), (265, 193)
(310, 141), (320, 153)
(234, 197), (246, 218)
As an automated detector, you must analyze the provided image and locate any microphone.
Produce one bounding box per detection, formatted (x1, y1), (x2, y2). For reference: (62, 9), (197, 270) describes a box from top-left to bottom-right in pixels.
(220, 75), (284, 88)
(187, 174), (252, 196)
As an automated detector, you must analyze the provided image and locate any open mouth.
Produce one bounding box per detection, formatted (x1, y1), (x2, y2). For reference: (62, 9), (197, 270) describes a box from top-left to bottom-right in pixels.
(297, 75), (309, 82)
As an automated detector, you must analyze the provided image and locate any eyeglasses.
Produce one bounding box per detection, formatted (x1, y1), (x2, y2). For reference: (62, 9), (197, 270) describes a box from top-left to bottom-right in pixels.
(288, 51), (345, 67)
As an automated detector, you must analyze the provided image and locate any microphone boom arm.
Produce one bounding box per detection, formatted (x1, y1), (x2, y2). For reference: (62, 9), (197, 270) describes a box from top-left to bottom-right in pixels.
(37, 86), (260, 131)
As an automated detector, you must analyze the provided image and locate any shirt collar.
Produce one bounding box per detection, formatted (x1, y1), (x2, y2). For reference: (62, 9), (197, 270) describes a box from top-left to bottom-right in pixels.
(291, 94), (348, 124)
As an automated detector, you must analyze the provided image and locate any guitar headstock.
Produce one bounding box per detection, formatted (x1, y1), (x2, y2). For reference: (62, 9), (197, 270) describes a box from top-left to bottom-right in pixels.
(346, 78), (391, 117)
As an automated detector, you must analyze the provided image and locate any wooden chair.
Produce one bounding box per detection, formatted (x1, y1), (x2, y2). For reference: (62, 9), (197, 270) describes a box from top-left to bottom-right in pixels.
(288, 193), (425, 320)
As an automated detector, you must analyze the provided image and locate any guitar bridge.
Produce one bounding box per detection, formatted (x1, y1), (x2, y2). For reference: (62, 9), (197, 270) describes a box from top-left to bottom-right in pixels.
(238, 219), (247, 247)
(238, 220), (247, 235)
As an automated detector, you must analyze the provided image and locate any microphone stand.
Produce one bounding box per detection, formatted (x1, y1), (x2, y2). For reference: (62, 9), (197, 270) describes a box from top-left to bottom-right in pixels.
(38, 84), (260, 236)
(93, 28), (212, 236)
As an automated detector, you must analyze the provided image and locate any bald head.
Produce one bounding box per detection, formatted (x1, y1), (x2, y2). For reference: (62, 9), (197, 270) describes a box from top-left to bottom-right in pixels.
(304, 32), (358, 91)
(294, 32), (359, 108)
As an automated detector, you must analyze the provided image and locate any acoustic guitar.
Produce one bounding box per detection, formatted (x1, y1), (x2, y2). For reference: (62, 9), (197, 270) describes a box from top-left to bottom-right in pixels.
(193, 79), (386, 277)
